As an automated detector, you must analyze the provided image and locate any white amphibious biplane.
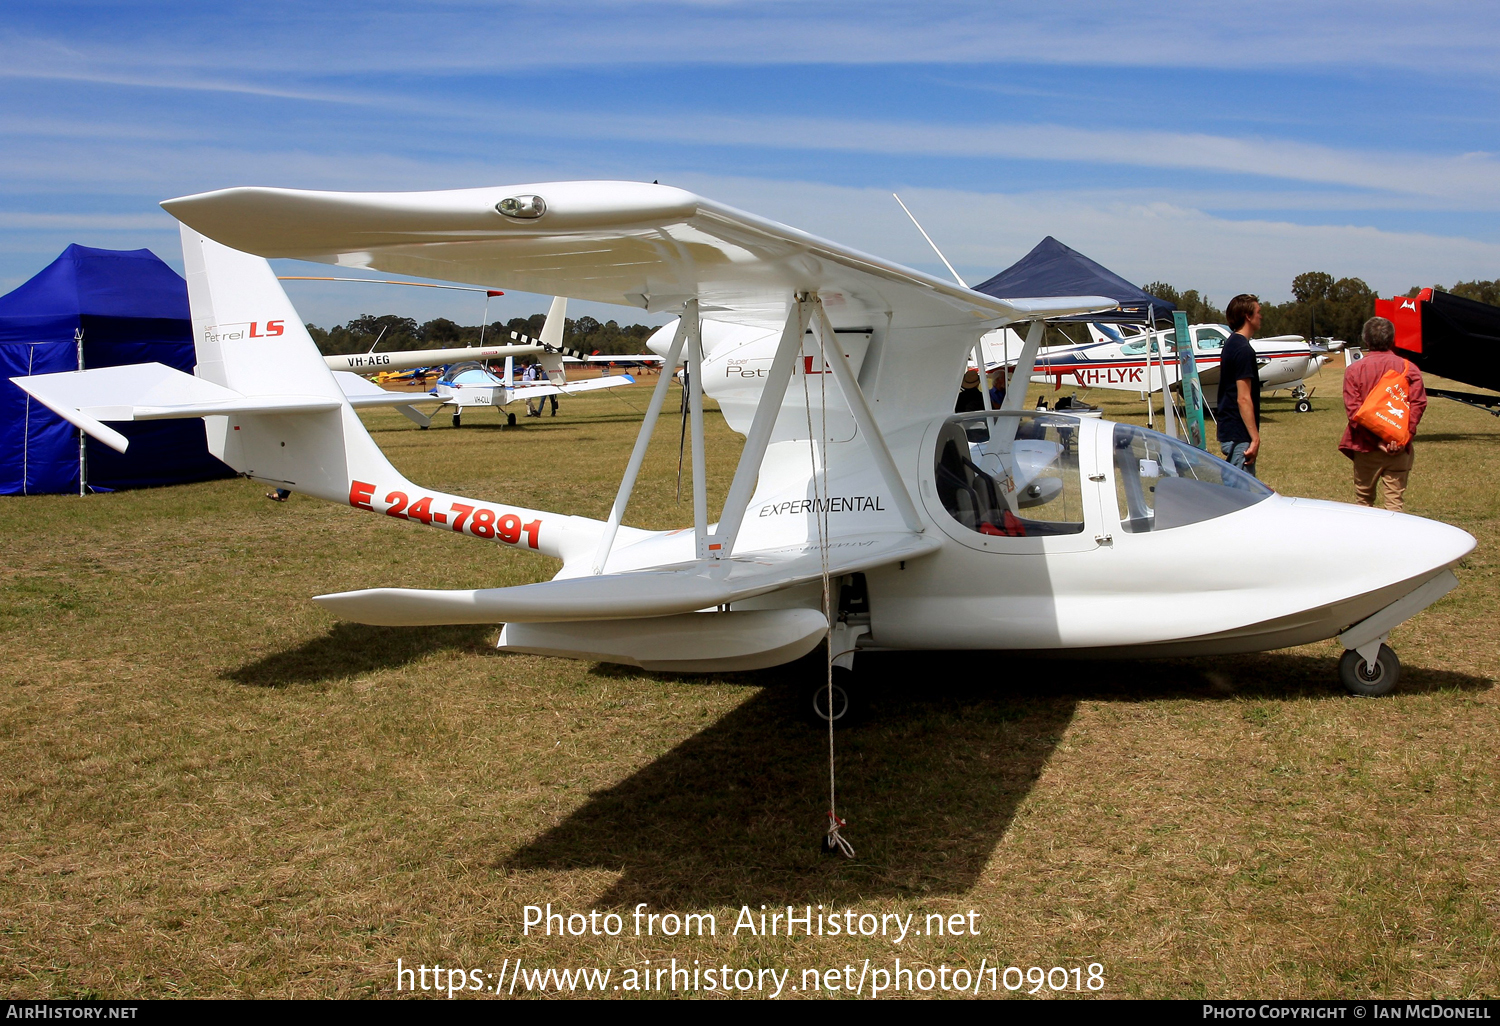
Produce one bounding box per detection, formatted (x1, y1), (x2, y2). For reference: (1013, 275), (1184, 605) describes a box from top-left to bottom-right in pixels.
(12, 182), (1474, 712)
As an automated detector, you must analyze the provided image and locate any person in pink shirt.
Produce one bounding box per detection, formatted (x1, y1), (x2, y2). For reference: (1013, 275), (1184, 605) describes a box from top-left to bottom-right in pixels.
(1340, 316), (1427, 512)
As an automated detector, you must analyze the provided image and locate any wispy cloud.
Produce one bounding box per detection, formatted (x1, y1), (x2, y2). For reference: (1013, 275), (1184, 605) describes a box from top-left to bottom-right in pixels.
(13, 97), (1492, 211)
(3, 2), (1498, 76)
(673, 174), (1500, 300)
(2, 1), (1495, 324)
(501, 111), (1500, 207)
(0, 212), (174, 230)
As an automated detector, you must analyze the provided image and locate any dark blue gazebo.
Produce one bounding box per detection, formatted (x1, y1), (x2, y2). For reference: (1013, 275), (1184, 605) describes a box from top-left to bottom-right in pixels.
(972, 236), (1175, 325)
(0, 244), (231, 495)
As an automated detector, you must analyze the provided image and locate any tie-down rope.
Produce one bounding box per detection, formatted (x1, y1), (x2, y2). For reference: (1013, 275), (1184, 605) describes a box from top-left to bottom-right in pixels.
(802, 313), (854, 859)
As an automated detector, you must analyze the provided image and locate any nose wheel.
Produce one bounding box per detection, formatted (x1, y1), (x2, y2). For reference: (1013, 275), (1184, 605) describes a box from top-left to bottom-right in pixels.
(1339, 644), (1400, 697)
(1295, 398), (1313, 413)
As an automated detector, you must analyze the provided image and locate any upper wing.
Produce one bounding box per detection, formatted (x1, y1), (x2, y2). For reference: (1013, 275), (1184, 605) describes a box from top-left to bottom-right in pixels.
(312, 529), (940, 625)
(162, 181), (1114, 332)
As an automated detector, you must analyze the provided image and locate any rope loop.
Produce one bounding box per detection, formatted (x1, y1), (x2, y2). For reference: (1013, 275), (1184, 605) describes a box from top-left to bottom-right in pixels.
(825, 811), (856, 858)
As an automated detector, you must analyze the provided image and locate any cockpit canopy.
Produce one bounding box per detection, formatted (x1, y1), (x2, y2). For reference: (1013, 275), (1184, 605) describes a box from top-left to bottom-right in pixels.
(934, 413), (1088, 538)
(933, 412), (1272, 540)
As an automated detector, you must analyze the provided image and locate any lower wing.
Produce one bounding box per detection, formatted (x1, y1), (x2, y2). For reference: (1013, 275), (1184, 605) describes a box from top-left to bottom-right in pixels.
(313, 530), (939, 625)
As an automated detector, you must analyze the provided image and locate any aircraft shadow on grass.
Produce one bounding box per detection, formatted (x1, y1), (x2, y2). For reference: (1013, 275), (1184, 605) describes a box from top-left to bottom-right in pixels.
(225, 622), (492, 687)
(503, 650), (1490, 908)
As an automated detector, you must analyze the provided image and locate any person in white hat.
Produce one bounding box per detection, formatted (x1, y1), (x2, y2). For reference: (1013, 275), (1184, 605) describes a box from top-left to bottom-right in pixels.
(955, 368), (985, 412)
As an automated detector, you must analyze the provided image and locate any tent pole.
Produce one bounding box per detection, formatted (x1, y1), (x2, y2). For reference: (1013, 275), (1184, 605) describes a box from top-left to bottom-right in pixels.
(76, 328), (86, 497)
(1153, 304), (1177, 438)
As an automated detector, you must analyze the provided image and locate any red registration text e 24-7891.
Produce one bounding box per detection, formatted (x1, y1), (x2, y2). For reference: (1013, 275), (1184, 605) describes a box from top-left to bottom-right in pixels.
(348, 480), (541, 548)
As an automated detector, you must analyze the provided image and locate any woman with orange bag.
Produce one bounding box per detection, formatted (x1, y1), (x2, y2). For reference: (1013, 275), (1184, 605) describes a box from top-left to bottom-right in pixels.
(1340, 316), (1427, 511)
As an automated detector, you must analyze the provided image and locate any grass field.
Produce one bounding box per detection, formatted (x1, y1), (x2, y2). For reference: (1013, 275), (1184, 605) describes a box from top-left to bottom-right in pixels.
(1, 363), (1496, 999)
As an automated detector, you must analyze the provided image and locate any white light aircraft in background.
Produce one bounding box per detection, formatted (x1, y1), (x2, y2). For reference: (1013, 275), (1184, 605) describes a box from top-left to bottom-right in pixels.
(12, 182), (1473, 716)
(981, 322), (1330, 412)
(326, 296), (637, 427)
(430, 297), (637, 426)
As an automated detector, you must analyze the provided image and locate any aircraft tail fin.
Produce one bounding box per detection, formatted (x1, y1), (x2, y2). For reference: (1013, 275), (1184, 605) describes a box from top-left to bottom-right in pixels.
(17, 226), (593, 564)
(538, 296), (568, 382)
(177, 225), (407, 502)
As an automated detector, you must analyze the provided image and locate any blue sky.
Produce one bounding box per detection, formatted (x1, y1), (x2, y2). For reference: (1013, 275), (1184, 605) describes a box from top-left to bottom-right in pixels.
(3, 0), (1498, 327)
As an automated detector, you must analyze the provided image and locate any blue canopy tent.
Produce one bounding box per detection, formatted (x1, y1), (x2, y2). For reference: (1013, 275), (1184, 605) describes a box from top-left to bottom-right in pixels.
(0, 244), (232, 495)
(971, 236), (1175, 325)
(971, 236), (1191, 436)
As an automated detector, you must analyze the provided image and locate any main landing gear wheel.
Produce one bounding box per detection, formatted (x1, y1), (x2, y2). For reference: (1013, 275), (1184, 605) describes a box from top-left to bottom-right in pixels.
(506, 412), (517, 427)
(451, 409), (462, 428)
(1339, 644), (1401, 697)
(1295, 398), (1313, 413)
(808, 668), (859, 728)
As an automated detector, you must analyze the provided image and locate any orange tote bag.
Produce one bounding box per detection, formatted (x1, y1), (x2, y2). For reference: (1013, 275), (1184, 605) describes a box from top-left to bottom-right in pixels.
(1352, 360), (1414, 447)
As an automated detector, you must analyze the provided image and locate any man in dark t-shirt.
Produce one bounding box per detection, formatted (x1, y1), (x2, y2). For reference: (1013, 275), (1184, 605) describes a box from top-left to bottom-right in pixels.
(1214, 294), (1263, 477)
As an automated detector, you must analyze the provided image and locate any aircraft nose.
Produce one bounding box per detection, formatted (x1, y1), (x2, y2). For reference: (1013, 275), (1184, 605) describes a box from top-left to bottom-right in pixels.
(1400, 513), (1477, 570)
(1290, 497), (1475, 586)
(1363, 508), (1476, 587)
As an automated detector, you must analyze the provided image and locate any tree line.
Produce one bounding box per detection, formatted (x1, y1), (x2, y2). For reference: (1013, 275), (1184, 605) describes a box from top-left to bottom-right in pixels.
(306, 313), (659, 358)
(306, 273), (1499, 357)
(1144, 275), (1500, 343)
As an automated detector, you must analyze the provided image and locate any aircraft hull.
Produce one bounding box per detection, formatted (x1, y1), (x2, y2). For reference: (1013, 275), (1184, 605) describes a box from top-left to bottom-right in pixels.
(860, 418), (1473, 656)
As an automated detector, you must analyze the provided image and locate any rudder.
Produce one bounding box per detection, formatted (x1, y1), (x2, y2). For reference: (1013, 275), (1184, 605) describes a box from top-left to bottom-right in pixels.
(180, 225), (404, 503)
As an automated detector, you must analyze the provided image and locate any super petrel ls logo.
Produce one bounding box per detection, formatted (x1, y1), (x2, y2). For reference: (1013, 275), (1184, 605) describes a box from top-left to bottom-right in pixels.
(204, 320), (285, 343)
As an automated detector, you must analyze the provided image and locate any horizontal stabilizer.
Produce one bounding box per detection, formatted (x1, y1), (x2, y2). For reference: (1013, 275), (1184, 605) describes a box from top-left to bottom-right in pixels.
(333, 371), (443, 410)
(11, 362), (343, 453)
(314, 530), (940, 625)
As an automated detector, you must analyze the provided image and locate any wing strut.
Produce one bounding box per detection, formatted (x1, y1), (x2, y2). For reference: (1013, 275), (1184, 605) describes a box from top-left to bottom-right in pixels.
(595, 291), (931, 570)
(810, 300), (925, 535)
(685, 301), (710, 559)
(707, 298), (814, 559)
(1001, 320), (1046, 410)
(707, 292), (928, 560)
(590, 308), (693, 574)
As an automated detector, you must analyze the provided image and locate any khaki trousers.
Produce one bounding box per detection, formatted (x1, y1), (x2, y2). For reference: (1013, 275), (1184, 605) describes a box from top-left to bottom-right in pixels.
(1352, 447), (1414, 512)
